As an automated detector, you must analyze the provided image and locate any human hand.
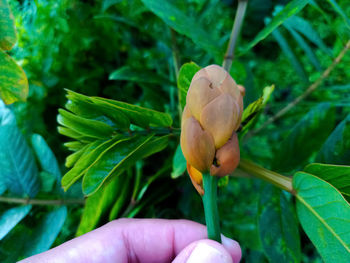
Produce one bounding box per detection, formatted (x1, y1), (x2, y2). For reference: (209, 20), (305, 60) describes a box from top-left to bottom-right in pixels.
(19, 218), (241, 263)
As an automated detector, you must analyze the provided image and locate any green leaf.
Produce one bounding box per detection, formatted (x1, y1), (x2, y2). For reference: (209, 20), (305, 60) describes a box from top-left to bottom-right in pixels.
(284, 16), (331, 55)
(109, 172), (132, 220)
(271, 27), (308, 82)
(39, 171), (56, 193)
(82, 135), (169, 196)
(0, 50), (28, 104)
(23, 206), (67, 257)
(239, 0), (311, 55)
(293, 172), (350, 263)
(65, 144), (89, 168)
(0, 0), (17, 50)
(0, 205), (31, 240)
(171, 144), (187, 179)
(63, 141), (85, 151)
(0, 119), (40, 197)
(327, 0), (350, 30)
(57, 109), (114, 139)
(177, 62), (201, 111)
(258, 185), (301, 263)
(141, 0), (221, 58)
(109, 66), (173, 85)
(76, 175), (122, 236)
(61, 138), (119, 191)
(274, 103), (335, 171)
(316, 115), (350, 164)
(31, 134), (61, 180)
(91, 97), (172, 128)
(57, 126), (95, 142)
(304, 163), (350, 202)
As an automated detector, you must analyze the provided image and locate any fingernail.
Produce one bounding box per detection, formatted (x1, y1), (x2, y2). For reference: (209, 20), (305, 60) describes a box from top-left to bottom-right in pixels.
(186, 242), (232, 263)
(221, 235), (239, 249)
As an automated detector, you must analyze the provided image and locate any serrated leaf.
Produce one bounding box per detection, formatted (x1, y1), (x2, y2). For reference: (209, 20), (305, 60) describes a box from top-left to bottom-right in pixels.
(0, 50), (28, 104)
(0, 205), (31, 240)
(293, 172), (350, 263)
(274, 103), (335, 171)
(171, 144), (186, 179)
(76, 175), (122, 236)
(61, 138), (119, 191)
(316, 114), (350, 164)
(304, 163), (350, 202)
(141, 0), (221, 58)
(258, 185), (301, 263)
(0, 121), (39, 197)
(23, 206), (67, 257)
(91, 97), (172, 128)
(177, 62), (201, 111)
(57, 109), (114, 139)
(31, 134), (61, 180)
(82, 135), (169, 196)
(109, 66), (173, 85)
(238, 0), (311, 55)
(0, 0), (17, 51)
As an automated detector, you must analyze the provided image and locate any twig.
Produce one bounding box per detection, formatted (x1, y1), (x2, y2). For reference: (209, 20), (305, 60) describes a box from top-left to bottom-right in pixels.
(0, 196), (85, 206)
(222, 0), (248, 72)
(252, 39), (350, 135)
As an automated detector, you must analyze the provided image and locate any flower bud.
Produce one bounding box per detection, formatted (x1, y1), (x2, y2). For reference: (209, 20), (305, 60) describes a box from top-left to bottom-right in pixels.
(180, 65), (244, 194)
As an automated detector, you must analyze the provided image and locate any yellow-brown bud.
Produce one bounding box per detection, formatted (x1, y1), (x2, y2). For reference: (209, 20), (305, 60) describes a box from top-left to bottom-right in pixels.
(180, 65), (244, 194)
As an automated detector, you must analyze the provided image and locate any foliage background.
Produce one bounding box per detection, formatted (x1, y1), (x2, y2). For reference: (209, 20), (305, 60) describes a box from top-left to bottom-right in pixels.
(0, 0), (349, 262)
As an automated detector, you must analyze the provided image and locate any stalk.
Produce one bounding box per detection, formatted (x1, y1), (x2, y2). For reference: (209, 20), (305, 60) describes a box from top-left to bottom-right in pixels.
(202, 172), (221, 242)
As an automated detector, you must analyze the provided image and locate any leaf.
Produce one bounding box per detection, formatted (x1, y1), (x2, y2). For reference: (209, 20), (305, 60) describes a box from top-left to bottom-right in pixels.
(23, 206), (67, 257)
(76, 175), (122, 236)
(61, 138), (119, 191)
(177, 62), (201, 111)
(57, 126), (95, 142)
(304, 163), (350, 202)
(141, 0), (221, 58)
(271, 26), (308, 82)
(0, 120), (40, 197)
(91, 97), (173, 128)
(31, 134), (61, 180)
(0, 205), (31, 240)
(284, 15), (331, 55)
(171, 144), (187, 179)
(82, 135), (169, 196)
(57, 109), (114, 139)
(327, 0), (350, 30)
(109, 66), (173, 85)
(285, 26), (322, 70)
(238, 0), (311, 55)
(258, 185), (301, 263)
(39, 171), (56, 193)
(274, 103), (335, 171)
(101, 0), (122, 12)
(65, 144), (89, 168)
(0, 50), (28, 104)
(293, 172), (350, 263)
(0, 0), (17, 50)
(109, 172), (132, 220)
(316, 114), (350, 164)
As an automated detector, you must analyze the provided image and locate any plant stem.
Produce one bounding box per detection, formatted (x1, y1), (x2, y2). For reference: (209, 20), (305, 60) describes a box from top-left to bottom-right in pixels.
(252, 39), (350, 135)
(0, 196), (85, 206)
(222, 0), (248, 72)
(239, 159), (294, 194)
(202, 172), (221, 242)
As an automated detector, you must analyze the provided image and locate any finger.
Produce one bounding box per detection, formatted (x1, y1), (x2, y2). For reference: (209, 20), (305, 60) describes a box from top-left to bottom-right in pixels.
(19, 218), (241, 263)
(172, 239), (234, 263)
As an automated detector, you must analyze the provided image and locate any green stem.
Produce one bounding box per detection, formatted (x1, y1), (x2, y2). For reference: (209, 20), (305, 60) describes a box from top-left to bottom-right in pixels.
(202, 172), (221, 243)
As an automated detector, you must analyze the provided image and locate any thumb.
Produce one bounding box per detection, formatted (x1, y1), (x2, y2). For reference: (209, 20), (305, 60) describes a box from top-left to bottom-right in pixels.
(172, 238), (241, 263)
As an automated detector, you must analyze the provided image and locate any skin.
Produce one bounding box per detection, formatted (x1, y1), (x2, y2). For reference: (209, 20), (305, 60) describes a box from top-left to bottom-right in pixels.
(19, 219), (241, 263)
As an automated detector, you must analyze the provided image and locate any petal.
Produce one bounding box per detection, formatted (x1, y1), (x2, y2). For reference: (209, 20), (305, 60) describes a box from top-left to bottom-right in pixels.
(187, 163), (204, 195)
(186, 77), (221, 120)
(200, 94), (239, 149)
(210, 133), (240, 177)
(181, 105), (192, 129)
(204, 65), (227, 89)
(180, 117), (215, 172)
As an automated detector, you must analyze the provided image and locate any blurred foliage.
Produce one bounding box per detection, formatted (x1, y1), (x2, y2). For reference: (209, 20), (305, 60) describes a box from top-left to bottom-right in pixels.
(0, 0), (349, 262)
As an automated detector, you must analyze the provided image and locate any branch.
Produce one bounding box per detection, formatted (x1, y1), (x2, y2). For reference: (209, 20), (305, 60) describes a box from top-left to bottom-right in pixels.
(0, 196), (85, 206)
(239, 159), (294, 194)
(222, 0), (248, 72)
(252, 39), (350, 135)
